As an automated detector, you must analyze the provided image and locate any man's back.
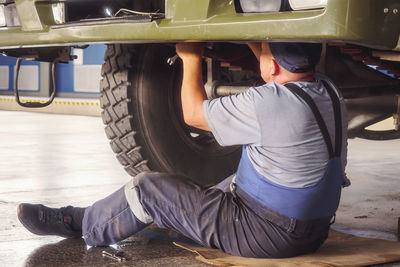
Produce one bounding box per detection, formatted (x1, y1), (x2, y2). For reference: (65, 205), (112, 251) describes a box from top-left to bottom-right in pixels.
(203, 78), (348, 188)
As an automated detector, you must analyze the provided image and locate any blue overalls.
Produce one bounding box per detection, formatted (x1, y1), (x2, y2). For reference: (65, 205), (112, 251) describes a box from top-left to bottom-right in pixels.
(236, 81), (345, 221)
(82, 81), (346, 258)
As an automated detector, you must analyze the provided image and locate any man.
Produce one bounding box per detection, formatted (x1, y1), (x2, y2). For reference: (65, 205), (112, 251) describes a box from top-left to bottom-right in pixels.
(18, 42), (348, 258)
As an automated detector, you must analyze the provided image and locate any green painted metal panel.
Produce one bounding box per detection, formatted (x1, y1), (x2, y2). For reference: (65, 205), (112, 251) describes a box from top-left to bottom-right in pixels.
(14, 0), (44, 30)
(0, 0), (399, 50)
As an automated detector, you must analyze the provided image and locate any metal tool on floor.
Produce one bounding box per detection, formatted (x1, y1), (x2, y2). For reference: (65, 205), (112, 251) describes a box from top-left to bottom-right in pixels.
(102, 250), (127, 262)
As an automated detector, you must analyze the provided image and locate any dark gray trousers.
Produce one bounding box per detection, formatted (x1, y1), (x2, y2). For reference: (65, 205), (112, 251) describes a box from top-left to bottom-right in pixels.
(82, 172), (331, 258)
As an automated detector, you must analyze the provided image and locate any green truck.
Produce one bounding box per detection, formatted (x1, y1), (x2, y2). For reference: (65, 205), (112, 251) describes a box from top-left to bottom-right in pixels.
(1, 0), (399, 185)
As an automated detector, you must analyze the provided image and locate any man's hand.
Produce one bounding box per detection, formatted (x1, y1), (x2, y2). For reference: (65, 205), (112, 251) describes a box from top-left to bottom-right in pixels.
(176, 42), (210, 131)
(176, 43), (204, 62)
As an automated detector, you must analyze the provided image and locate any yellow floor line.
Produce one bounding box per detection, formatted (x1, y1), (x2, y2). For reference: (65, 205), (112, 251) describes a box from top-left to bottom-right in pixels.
(0, 97), (100, 106)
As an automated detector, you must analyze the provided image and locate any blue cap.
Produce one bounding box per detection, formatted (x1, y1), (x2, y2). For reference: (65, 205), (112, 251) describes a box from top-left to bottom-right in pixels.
(269, 43), (322, 73)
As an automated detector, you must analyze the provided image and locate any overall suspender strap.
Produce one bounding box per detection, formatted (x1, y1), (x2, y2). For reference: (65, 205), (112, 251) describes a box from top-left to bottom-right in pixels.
(285, 83), (334, 158)
(321, 80), (343, 157)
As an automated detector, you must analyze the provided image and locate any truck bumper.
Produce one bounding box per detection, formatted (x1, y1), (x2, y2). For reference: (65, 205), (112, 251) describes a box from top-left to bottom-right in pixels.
(0, 0), (399, 50)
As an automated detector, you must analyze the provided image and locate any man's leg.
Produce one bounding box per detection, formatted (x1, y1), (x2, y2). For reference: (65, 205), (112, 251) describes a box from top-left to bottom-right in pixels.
(128, 171), (270, 256)
(17, 175), (152, 246)
(19, 172), (329, 257)
(132, 172), (221, 248)
(82, 182), (152, 246)
(71, 172), (234, 247)
(126, 172), (330, 258)
(82, 171), (230, 249)
(79, 171), (256, 254)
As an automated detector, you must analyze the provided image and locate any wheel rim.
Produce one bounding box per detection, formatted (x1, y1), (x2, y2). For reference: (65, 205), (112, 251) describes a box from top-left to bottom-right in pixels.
(168, 57), (239, 156)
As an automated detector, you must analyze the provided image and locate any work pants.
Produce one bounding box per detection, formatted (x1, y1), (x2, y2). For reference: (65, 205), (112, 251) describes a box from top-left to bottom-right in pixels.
(82, 172), (331, 258)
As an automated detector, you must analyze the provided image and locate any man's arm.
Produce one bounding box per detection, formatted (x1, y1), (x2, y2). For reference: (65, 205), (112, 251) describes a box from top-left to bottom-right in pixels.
(176, 43), (210, 131)
(247, 42), (262, 62)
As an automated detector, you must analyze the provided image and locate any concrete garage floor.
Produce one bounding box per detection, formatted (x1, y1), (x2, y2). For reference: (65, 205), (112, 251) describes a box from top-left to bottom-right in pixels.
(0, 110), (399, 266)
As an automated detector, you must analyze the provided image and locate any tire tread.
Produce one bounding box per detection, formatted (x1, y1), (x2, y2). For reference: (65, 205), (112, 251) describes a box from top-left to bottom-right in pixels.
(100, 44), (150, 177)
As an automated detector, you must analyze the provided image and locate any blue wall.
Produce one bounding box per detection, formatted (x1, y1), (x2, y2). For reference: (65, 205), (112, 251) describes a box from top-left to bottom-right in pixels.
(0, 44), (107, 95)
(56, 44), (107, 94)
(0, 55), (40, 92)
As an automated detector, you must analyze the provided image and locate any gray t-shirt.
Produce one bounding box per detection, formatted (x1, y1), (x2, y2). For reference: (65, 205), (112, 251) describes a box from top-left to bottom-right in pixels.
(202, 77), (348, 188)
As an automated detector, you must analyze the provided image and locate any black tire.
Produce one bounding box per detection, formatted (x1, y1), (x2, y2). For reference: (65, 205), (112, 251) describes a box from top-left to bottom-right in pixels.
(100, 44), (241, 186)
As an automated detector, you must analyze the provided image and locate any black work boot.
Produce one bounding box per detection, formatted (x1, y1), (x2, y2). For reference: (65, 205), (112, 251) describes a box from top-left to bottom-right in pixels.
(17, 203), (83, 238)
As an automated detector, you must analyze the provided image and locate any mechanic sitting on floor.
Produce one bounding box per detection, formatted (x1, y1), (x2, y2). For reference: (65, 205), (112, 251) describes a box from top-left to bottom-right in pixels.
(17, 42), (349, 258)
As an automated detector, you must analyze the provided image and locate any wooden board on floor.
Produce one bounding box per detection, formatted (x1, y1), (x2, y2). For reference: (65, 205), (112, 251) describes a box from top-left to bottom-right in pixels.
(174, 230), (400, 267)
